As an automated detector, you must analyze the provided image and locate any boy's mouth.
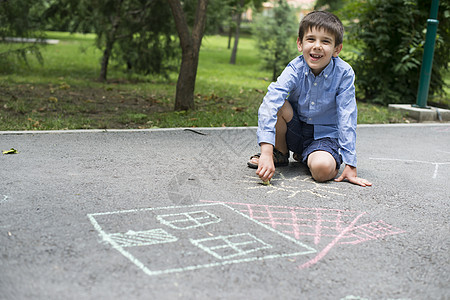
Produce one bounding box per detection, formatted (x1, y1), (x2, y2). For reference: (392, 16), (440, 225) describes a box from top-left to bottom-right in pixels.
(310, 53), (323, 61)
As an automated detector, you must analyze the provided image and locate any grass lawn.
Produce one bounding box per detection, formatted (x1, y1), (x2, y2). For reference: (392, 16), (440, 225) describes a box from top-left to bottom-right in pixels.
(0, 32), (438, 131)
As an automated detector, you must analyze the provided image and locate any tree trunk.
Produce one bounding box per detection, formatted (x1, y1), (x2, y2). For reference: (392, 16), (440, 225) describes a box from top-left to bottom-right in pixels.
(175, 48), (198, 110)
(167, 0), (208, 111)
(229, 0), (244, 65)
(99, 39), (113, 82)
(227, 12), (234, 49)
(98, 1), (124, 82)
(227, 24), (233, 49)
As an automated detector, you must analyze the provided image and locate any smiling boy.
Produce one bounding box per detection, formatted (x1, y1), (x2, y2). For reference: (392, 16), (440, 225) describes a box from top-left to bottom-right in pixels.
(248, 11), (371, 187)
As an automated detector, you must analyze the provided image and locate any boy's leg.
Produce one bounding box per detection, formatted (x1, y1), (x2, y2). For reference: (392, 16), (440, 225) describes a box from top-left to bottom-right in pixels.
(249, 101), (293, 166)
(274, 101), (293, 154)
(307, 151), (339, 182)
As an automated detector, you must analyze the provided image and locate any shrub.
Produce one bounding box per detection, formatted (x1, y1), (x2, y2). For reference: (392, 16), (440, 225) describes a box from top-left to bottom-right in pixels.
(252, 0), (299, 81)
(341, 0), (450, 105)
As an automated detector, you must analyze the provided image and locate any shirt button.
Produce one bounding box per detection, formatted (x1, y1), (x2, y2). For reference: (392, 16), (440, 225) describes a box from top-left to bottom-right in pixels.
(311, 102), (315, 105)
(325, 75), (328, 78)
(314, 82), (317, 86)
(308, 118), (312, 121)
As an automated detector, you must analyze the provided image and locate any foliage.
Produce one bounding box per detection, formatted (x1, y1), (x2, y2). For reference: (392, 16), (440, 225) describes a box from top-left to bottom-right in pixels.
(228, 0), (264, 64)
(416, 0), (450, 106)
(0, 34), (429, 130)
(315, 0), (346, 11)
(43, 0), (178, 80)
(180, 0), (232, 35)
(112, 0), (178, 76)
(252, 0), (298, 81)
(341, 0), (450, 105)
(0, 0), (45, 69)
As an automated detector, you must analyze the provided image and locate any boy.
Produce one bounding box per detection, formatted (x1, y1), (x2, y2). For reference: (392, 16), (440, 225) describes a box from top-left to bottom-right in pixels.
(248, 11), (371, 187)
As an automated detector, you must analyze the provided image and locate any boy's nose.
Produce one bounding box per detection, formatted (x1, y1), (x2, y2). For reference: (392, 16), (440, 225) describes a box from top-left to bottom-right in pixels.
(313, 41), (322, 49)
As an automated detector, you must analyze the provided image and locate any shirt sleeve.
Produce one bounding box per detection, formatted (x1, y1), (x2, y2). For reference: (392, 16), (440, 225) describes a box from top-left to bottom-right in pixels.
(257, 61), (300, 146)
(336, 67), (357, 167)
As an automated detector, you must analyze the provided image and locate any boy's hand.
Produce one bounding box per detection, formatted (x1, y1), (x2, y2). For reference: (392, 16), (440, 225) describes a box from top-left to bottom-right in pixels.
(256, 144), (276, 182)
(335, 165), (372, 187)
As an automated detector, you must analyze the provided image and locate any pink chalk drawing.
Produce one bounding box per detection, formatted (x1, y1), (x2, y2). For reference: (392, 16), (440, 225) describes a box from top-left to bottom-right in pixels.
(435, 126), (450, 132)
(201, 200), (405, 269)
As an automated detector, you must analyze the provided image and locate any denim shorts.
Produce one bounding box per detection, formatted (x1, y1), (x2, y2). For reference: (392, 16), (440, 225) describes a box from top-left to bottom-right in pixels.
(286, 109), (342, 169)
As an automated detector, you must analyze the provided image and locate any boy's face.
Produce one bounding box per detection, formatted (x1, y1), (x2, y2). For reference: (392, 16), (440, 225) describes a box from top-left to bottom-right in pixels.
(297, 27), (343, 76)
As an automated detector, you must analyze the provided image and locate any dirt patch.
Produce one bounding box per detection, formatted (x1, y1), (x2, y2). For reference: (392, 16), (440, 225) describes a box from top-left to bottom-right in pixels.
(0, 82), (173, 129)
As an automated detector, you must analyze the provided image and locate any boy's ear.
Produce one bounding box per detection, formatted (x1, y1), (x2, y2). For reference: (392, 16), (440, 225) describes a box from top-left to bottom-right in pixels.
(297, 37), (303, 53)
(333, 44), (343, 57)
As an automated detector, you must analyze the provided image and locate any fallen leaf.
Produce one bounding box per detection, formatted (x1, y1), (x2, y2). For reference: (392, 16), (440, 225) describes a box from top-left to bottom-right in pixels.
(232, 106), (246, 112)
(59, 83), (70, 90)
(2, 148), (18, 155)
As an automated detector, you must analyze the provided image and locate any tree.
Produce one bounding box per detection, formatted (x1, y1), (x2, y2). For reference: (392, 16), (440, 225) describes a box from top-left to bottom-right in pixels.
(253, 0), (298, 81)
(113, 0), (178, 77)
(44, 0), (177, 81)
(181, 0), (230, 35)
(229, 0), (245, 64)
(229, 0), (264, 64)
(97, 0), (124, 81)
(342, 0), (450, 105)
(45, 0), (128, 81)
(167, 0), (208, 111)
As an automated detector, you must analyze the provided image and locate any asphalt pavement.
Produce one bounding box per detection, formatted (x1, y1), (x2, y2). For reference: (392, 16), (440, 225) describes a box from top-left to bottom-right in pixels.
(1, 124), (449, 300)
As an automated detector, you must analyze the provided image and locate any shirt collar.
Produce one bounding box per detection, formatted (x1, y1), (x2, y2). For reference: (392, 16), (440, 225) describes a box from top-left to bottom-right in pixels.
(303, 56), (335, 79)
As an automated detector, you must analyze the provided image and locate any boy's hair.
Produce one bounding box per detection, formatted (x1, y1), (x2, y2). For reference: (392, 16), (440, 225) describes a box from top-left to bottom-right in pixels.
(298, 11), (344, 46)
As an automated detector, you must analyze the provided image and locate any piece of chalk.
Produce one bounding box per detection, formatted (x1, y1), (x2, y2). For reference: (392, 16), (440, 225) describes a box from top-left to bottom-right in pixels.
(262, 180), (271, 186)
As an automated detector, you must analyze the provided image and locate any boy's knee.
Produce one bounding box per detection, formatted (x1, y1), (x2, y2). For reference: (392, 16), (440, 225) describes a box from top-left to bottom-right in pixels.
(310, 162), (335, 182)
(308, 152), (337, 182)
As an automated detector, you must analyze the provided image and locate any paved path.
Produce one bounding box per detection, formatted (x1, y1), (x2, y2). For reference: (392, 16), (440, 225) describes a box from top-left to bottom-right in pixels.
(1, 124), (449, 299)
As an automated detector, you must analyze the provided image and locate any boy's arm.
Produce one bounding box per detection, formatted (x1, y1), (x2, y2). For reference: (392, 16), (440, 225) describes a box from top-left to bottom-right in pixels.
(335, 165), (372, 187)
(257, 58), (301, 149)
(336, 68), (358, 168)
(335, 65), (371, 187)
(256, 143), (275, 182)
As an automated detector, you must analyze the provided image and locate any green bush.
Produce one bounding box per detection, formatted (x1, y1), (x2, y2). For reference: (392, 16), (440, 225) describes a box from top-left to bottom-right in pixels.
(252, 0), (298, 81)
(341, 0), (450, 105)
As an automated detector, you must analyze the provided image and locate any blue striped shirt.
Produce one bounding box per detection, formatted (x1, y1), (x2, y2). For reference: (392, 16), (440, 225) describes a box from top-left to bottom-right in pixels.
(257, 55), (358, 167)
